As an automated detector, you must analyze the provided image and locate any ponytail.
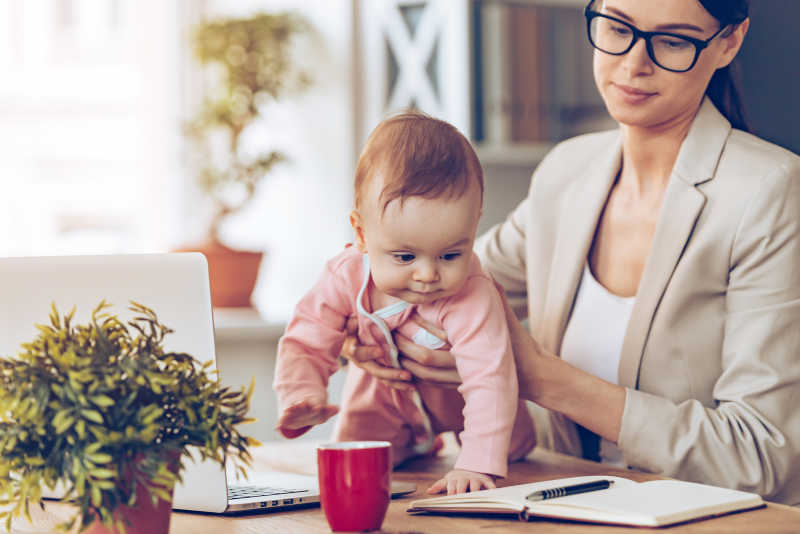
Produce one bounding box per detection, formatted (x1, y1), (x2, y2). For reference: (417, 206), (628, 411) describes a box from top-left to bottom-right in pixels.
(697, 0), (750, 132)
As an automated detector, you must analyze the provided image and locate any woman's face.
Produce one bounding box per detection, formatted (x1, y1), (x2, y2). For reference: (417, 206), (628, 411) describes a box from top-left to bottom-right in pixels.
(592, 0), (745, 130)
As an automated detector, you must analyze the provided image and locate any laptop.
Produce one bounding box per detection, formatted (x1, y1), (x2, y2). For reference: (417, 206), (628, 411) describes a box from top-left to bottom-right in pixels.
(0, 253), (415, 513)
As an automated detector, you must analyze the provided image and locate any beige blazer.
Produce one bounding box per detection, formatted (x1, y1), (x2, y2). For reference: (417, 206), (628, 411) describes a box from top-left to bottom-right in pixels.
(476, 99), (800, 504)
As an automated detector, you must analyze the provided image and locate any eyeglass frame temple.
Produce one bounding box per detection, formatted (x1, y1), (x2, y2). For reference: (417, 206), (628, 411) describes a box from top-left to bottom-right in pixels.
(583, 1), (728, 73)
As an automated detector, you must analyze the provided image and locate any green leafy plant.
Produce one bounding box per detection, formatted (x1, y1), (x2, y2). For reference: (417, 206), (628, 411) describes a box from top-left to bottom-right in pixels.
(0, 301), (258, 532)
(185, 12), (311, 245)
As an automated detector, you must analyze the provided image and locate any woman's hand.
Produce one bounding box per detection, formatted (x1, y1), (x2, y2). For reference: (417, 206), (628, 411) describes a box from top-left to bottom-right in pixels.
(398, 283), (550, 393)
(340, 313), (461, 390)
(394, 314), (460, 388)
(339, 319), (414, 390)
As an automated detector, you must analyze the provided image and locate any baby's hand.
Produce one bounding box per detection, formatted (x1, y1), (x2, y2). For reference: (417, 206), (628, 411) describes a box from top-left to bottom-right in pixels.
(427, 469), (496, 495)
(277, 398), (339, 438)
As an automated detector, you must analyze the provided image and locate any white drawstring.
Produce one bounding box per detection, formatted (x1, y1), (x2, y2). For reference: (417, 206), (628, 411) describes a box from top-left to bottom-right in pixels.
(355, 254), (435, 455)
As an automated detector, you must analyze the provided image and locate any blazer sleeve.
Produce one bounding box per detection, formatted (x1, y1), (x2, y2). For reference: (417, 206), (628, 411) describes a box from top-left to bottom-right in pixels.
(474, 139), (579, 319)
(618, 159), (800, 501)
(474, 188), (531, 318)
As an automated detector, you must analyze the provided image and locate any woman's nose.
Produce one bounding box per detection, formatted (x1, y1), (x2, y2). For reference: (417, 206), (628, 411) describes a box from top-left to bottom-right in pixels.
(622, 37), (654, 74)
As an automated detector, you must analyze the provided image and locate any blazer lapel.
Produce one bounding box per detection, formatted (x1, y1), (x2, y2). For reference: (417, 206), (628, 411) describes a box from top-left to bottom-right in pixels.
(617, 180), (706, 387)
(617, 99), (732, 388)
(540, 136), (622, 353)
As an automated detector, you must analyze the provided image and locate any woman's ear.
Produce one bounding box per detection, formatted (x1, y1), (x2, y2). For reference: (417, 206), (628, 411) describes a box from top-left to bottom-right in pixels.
(349, 210), (368, 252)
(717, 18), (750, 69)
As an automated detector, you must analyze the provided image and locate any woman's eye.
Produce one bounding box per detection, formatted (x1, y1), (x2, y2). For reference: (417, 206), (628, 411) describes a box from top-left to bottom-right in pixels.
(441, 252), (461, 261)
(610, 24), (631, 36)
(662, 38), (691, 50)
(393, 253), (415, 263)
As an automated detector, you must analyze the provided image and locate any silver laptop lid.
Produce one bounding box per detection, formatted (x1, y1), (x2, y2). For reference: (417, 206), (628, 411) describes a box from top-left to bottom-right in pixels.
(0, 253), (228, 513)
(0, 253), (214, 360)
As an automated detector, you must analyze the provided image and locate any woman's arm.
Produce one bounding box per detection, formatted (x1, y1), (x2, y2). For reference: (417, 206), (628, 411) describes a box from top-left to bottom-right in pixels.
(497, 282), (626, 444)
(342, 281), (628, 442)
(473, 190), (531, 319)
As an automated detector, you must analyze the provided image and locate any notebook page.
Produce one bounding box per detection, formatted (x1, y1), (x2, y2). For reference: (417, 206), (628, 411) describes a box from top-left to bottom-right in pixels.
(535, 479), (763, 526)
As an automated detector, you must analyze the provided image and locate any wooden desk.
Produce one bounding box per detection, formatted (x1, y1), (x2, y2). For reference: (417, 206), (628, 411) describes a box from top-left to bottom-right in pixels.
(10, 441), (800, 533)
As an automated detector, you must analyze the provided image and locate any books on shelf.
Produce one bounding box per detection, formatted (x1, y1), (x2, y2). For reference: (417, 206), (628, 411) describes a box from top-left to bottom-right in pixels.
(407, 475), (765, 527)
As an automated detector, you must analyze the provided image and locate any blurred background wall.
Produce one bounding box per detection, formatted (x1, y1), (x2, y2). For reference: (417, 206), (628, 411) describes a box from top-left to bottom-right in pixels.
(736, 0), (799, 155)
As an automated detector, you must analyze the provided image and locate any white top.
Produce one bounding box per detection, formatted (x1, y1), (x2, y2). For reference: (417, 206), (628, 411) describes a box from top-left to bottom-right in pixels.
(560, 263), (635, 467)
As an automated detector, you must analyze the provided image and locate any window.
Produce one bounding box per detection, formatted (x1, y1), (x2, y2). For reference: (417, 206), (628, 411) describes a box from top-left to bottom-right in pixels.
(0, 0), (185, 256)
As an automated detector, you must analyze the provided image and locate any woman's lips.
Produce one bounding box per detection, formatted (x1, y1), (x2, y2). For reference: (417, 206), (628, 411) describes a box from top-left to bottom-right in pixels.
(613, 83), (657, 104)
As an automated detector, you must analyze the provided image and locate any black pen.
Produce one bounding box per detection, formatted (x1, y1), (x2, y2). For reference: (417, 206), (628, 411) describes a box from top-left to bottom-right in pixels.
(525, 479), (614, 501)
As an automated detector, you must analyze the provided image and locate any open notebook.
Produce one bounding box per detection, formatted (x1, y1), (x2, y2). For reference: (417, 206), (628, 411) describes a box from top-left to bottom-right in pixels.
(407, 475), (765, 527)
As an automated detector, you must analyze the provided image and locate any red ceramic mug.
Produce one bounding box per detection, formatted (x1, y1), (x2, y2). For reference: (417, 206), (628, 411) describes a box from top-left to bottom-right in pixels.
(317, 441), (392, 532)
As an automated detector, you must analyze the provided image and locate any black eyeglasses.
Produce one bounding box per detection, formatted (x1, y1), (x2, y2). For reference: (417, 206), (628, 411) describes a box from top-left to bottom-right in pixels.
(584, 1), (728, 73)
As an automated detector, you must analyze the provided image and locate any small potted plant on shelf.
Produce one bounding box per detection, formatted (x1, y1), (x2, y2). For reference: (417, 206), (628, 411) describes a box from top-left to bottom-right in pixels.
(181, 12), (311, 308)
(0, 301), (257, 534)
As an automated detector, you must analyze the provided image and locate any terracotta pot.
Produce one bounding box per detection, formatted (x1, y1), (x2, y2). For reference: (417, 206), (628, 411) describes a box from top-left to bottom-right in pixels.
(83, 482), (174, 534)
(83, 456), (179, 534)
(175, 242), (264, 308)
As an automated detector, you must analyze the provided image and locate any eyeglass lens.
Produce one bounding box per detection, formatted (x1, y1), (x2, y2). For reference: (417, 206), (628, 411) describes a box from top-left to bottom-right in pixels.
(589, 16), (697, 72)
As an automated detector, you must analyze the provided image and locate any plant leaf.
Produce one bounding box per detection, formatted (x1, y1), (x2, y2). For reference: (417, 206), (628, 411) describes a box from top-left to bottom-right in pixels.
(80, 409), (104, 424)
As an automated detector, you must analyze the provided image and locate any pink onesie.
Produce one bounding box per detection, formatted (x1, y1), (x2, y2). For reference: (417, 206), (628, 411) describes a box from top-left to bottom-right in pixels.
(274, 246), (534, 477)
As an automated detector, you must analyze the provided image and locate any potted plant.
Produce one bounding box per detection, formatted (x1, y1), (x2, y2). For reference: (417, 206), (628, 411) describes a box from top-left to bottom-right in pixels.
(181, 12), (311, 308)
(0, 301), (257, 534)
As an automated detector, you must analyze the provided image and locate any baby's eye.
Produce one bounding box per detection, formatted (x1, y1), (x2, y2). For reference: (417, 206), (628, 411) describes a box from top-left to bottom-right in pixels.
(441, 252), (461, 261)
(392, 253), (415, 263)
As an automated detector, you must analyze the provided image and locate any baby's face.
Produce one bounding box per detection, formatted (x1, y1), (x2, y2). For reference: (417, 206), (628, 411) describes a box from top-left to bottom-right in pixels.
(353, 179), (482, 305)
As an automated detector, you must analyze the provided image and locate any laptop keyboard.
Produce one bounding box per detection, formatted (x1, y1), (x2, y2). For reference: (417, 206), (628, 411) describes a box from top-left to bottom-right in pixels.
(228, 485), (309, 501)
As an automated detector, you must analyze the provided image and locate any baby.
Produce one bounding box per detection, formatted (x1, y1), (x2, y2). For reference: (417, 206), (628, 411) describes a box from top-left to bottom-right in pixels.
(273, 112), (534, 494)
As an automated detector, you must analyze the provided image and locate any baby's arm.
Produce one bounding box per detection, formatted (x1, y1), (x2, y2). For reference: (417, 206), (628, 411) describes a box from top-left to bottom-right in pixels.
(427, 469), (496, 495)
(435, 271), (519, 478)
(274, 255), (355, 438)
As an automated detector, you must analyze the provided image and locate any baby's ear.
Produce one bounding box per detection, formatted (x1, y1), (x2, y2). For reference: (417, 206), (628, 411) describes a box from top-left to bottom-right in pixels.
(349, 210), (368, 252)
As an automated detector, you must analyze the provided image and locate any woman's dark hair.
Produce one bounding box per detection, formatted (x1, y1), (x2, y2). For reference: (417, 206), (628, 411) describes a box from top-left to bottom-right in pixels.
(697, 0), (750, 131)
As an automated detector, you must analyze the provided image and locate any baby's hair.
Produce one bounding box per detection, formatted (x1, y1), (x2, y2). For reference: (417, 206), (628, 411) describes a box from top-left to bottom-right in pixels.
(354, 110), (483, 213)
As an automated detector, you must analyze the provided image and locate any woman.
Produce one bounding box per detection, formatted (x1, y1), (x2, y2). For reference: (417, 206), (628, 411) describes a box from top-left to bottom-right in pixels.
(343, 0), (800, 504)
